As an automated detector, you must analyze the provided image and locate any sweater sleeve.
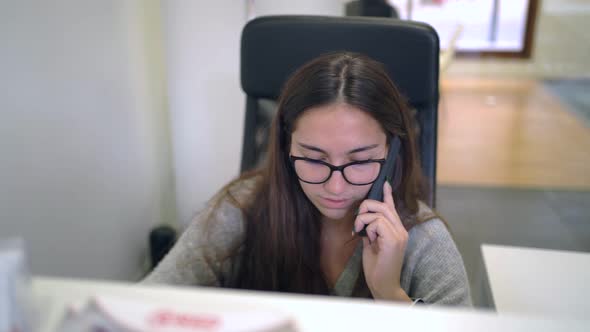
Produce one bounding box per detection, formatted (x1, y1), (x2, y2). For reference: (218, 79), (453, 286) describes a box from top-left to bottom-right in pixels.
(141, 191), (247, 286)
(401, 218), (472, 306)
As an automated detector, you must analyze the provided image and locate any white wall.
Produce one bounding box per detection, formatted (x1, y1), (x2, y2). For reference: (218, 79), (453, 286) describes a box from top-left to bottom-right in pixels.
(161, 1), (247, 226)
(0, 0), (175, 280)
(252, 0), (348, 16)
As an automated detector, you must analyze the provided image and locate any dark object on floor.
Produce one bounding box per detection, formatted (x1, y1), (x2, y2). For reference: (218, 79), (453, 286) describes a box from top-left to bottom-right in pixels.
(149, 225), (177, 269)
(345, 0), (400, 18)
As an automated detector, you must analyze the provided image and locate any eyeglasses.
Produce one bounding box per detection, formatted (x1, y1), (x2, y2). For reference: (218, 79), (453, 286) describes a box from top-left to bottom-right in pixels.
(289, 156), (386, 185)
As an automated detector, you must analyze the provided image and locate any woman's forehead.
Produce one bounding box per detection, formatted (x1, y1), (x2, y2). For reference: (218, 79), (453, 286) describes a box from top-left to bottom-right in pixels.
(291, 103), (386, 152)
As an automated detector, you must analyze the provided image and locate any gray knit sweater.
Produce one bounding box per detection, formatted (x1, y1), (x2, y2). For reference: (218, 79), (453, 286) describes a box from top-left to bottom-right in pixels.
(143, 180), (472, 306)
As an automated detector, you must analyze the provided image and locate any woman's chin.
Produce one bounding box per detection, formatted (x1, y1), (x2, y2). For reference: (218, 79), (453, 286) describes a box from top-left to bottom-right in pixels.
(317, 206), (352, 222)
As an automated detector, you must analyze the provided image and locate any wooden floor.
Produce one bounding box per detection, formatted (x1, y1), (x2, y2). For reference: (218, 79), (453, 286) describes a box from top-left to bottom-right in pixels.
(437, 77), (590, 190)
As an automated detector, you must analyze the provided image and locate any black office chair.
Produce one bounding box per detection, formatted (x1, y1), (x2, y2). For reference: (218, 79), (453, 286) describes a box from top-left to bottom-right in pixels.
(240, 15), (440, 206)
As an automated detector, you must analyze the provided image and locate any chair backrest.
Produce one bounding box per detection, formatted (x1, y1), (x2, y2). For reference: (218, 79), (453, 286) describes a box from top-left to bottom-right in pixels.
(240, 15), (439, 206)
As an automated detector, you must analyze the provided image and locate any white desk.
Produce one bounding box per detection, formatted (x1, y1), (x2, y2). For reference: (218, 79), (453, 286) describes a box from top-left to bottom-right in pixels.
(482, 244), (590, 320)
(32, 277), (589, 331)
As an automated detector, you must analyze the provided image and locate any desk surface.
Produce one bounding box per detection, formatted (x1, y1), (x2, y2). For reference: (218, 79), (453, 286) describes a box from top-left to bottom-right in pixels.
(482, 244), (590, 320)
(32, 277), (589, 332)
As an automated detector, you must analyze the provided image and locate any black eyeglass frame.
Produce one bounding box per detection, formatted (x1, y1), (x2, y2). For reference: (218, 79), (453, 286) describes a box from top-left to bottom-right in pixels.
(289, 156), (386, 185)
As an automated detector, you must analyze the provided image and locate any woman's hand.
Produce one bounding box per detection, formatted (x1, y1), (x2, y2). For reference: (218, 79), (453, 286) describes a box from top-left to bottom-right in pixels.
(354, 181), (411, 302)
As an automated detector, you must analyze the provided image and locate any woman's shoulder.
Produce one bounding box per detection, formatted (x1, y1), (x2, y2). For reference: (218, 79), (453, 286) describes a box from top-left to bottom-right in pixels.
(142, 175), (263, 286)
(219, 174), (262, 207)
(406, 201), (456, 252)
(403, 202), (472, 306)
(198, 175), (262, 237)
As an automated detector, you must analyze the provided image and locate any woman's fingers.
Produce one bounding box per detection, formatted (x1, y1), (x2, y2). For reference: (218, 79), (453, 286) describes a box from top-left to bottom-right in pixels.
(365, 219), (381, 243)
(358, 200), (395, 222)
(358, 201), (404, 234)
(383, 181), (395, 209)
(362, 215), (408, 256)
(354, 211), (380, 233)
(358, 181), (394, 214)
(355, 213), (396, 240)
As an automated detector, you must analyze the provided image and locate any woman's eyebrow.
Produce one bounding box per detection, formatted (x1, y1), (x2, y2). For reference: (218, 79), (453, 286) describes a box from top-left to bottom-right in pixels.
(297, 142), (379, 154)
(297, 143), (326, 154)
(348, 144), (379, 154)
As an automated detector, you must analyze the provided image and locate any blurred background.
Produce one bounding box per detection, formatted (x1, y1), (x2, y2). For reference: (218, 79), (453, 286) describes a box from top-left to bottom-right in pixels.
(1, 0), (588, 309)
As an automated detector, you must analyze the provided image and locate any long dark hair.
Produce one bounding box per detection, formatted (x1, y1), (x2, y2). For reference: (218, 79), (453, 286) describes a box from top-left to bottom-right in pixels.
(216, 52), (428, 294)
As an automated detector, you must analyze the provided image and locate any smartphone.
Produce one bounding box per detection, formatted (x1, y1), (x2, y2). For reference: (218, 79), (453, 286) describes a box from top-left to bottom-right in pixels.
(356, 135), (401, 237)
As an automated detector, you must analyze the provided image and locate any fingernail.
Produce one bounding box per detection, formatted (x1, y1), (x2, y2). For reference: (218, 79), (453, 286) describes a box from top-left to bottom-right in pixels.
(351, 230), (355, 237)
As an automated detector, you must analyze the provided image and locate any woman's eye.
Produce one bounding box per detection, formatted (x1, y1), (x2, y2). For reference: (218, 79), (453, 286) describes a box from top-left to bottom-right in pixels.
(305, 156), (326, 162)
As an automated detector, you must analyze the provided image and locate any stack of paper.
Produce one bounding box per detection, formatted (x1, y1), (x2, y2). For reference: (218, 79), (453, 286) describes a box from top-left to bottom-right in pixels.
(57, 294), (298, 332)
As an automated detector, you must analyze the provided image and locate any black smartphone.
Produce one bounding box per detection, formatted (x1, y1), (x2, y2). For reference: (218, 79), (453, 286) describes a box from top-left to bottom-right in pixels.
(356, 135), (401, 237)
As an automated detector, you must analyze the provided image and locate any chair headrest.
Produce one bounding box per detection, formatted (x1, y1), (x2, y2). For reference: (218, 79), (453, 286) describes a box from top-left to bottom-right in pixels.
(241, 15), (440, 106)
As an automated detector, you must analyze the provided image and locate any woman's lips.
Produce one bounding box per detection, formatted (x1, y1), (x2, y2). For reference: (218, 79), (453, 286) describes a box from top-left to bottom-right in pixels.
(319, 197), (350, 209)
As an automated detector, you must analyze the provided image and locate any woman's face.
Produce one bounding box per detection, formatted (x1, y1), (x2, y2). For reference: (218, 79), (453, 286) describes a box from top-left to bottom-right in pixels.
(290, 102), (388, 222)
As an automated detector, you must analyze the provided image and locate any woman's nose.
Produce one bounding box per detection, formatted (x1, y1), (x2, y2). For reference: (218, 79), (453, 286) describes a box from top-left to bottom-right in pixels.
(323, 170), (347, 194)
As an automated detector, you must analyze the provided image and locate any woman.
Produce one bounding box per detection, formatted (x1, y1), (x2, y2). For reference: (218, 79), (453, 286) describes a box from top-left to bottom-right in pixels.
(144, 52), (471, 306)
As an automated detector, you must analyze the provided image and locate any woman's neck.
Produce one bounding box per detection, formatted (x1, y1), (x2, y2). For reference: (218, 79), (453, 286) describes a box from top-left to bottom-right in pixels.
(320, 210), (356, 239)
